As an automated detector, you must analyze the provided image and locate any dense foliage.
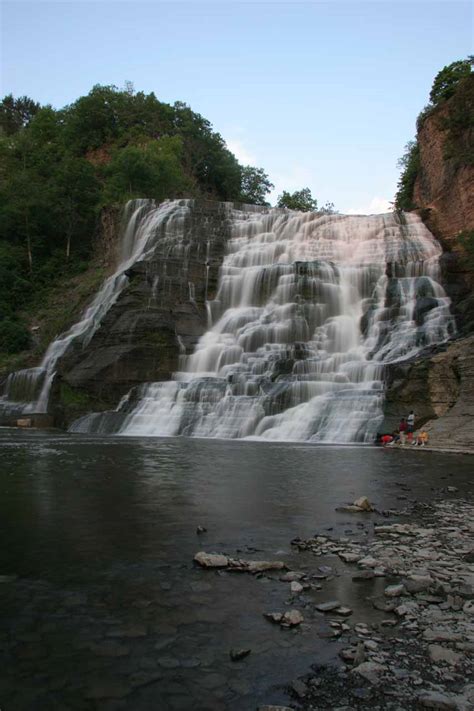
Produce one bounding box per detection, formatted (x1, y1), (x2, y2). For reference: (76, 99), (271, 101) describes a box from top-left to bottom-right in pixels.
(277, 188), (318, 211)
(394, 141), (420, 211)
(395, 58), (473, 210)
(0, 84), (274, 355)
(277, 188), (336, 214)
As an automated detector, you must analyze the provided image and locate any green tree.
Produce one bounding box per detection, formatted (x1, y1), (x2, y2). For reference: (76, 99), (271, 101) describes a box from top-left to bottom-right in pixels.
(239, 166), (274, 205)
(429, 58), (473, 106)
(0, 94), (40, 136)
(394, 140), (420, 211)
(277, 188), (318, 212)
(53, 157), (100, 259)
(104, 136), (188, 203)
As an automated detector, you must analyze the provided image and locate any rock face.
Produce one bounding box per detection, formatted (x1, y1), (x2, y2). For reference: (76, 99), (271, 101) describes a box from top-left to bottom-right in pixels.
(54, 201), (231, 425)
(382, 335), (474, 449)
(412, 78), (474, 334)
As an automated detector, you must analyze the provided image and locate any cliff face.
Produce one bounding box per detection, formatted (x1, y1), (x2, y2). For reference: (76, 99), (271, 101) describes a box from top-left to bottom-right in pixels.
(382, 79), (474, 444)
(413, 80), (474, 335)
(382, 335), (474, 450)
(54, 201), (231, 425)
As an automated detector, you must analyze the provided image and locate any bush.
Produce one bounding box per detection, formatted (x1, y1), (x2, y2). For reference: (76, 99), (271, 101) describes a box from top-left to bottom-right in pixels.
(394, 141), (420, 211)
(0, 319), (31, 354)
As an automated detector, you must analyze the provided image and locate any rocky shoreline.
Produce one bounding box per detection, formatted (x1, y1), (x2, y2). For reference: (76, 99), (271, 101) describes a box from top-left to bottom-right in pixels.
(196, 492), (474, 710)
(286, 497), (474, 711)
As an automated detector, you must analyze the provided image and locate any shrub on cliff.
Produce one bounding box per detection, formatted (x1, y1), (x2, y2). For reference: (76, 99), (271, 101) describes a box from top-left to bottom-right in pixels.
(429, 58), (473, 106)
(394, 140), (420, 211)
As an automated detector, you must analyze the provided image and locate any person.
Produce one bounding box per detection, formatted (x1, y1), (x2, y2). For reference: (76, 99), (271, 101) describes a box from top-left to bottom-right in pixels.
(407, 410), (415, 432)
(399, 417), (407, 444)
(380, 433), (394, 446)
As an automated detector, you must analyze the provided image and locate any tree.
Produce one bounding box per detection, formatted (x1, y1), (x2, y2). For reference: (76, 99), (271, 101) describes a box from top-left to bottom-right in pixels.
(0, 94), (40, 136)
(277, 188), (318, 212)
(104, 136), (188, 203)
(429, 58), (472, 106)
(239, 166), (274, 205)
(53, 157), (100, 259)
(320, 201), (337, 214)
(394, 140), (420, 211)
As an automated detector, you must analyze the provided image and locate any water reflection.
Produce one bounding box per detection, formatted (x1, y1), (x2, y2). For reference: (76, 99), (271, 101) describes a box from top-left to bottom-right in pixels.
(0, 430), (473, 710)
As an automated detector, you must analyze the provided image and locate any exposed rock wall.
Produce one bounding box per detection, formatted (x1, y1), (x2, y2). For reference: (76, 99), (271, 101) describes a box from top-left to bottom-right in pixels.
(382, 336), (474, 450)
(54, 201), (232, 425)
(413, 82), (474, 334)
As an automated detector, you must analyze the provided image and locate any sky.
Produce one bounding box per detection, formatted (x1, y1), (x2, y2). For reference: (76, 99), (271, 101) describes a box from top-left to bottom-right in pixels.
(1, 0), (472, 213)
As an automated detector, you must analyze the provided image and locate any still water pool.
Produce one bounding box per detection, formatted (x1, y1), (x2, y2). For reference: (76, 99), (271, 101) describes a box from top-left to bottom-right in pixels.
(0, 430), (472, 710)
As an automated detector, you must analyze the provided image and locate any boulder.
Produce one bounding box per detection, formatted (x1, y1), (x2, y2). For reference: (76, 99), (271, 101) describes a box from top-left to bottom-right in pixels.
(353, 496), (374, 511)
(194, 552), (229, 568)
(428, 644), (462, 666)
(351, 661), (386, 684)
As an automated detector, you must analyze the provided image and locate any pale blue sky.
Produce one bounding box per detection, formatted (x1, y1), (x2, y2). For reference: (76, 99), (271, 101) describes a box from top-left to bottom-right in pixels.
(1, 1), (472, 212)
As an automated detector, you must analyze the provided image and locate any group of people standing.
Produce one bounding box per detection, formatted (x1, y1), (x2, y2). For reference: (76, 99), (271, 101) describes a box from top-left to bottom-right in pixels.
(379, 410), (430, 447)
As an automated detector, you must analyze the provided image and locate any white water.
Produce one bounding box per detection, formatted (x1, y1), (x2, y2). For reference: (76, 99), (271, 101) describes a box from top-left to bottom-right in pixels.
(0, 199), (192, 416)
(71, 205), (455, 443)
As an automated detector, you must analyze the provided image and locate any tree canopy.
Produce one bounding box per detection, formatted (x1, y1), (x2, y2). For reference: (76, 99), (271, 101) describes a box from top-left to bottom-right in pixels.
(277, 188), (318, 212)
(0, 84), (274, 357)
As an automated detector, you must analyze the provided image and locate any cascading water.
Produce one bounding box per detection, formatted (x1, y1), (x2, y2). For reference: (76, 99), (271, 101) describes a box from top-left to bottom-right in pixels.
(70, 204), (456, 443)
(0, 199), (192, 419)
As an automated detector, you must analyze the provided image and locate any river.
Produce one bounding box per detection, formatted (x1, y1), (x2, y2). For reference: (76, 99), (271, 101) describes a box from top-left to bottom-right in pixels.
(0, 429), (472, 710)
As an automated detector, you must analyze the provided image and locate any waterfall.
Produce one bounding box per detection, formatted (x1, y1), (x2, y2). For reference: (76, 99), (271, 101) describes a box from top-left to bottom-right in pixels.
(0, 199), (192, 418)
(71, 204), (456, 443)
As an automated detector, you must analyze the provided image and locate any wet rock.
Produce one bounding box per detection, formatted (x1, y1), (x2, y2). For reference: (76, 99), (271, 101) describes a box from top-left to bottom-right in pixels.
(290, 581), (303, 594)
(229, 648), (251, 661)
(196, 525), (207, 534)
(258, 706), (293, 711)
(280, 571), (305, 582)
(352, 570), (375, 581)
(417, 690), (459, 709)
(384, 584), (405, 597)
(315, 600), (341, 612)
(282, 609), (304, 626)
(339, 647), (358, 663)
(194, 552), (228, 568)
(334, 606), (353, 617)
(353, 497), (374, 511)
(338, 551), (360, 563)
(428, 644), (462, 666)
(372, 598), (397, 612)
(245, 560), (286, 573)
(463, 600), (474, 615)
(357, 555), (378, 567)
(351, 661), (386, 684)
(264, 612), (283, 624)
(291, 679), (308, 698)
(403, 574), (433, 593)
(423, 629), (463, 643)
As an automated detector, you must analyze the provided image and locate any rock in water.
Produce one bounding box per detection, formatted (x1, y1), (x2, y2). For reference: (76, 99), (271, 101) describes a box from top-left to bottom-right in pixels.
(229, 648), (251, 661)
(282, 610), (304, 626)
(194, 552), (228, 568)
(353, 496), (374, 511)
